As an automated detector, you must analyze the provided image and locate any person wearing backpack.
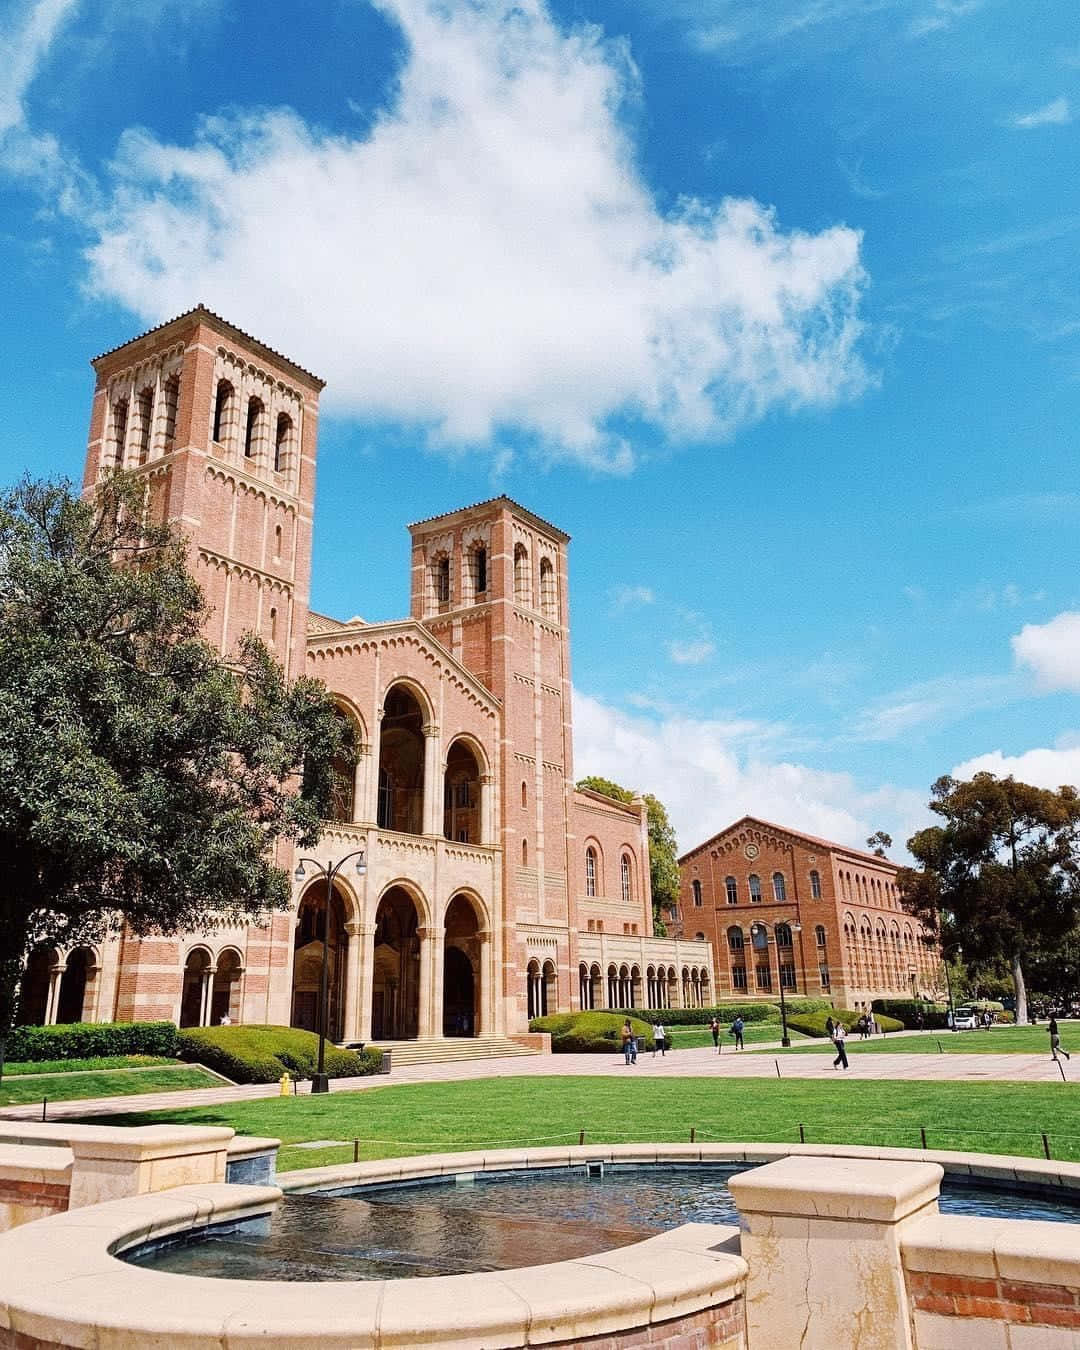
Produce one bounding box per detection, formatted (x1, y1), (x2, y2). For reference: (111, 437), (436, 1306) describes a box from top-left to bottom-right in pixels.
(731, 1015), (745, 1050)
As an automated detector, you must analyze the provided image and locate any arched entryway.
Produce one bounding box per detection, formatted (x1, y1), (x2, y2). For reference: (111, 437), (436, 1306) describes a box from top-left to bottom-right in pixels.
(180, 948), (213, 1029)
(56, 947), (97, 1024)
(16, 947), (59, 1026)
(377, 685), (426, 835)
(211, 948), (244, 1025)
(371, 887), (421, 1039)
(444, 740), (481, 844)
(527, 959), (556, 1018)
(443, 893), (481, 1036)
(291, 885), (348, 1041)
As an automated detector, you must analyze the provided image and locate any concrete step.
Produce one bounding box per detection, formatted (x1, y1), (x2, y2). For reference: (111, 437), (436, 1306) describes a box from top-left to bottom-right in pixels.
(365, 1037), (542, 1067)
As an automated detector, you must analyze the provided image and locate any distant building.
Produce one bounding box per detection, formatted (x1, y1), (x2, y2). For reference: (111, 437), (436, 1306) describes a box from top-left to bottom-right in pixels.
(677, 816), (942, 1011)
(16, 307), (712, 1039)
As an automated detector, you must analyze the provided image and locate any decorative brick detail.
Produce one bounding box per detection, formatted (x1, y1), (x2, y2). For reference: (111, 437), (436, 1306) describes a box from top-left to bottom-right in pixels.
(539, 1295), (746, 1349)
(907, 1269), (1080, 1328)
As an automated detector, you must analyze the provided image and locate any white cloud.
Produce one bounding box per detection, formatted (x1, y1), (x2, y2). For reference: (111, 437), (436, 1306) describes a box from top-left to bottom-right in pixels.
(909, 1), (982, 39)
(1011, 97), (1072, 130)
(5, 0), (870, 471)
(573, 689), (926, 853)
(849, 673), (1017, 741)
(668, 638), (715, 665)
(0, 0), (77, 136)
(1012, 611), (1080, 691)
(611, 584), (655, 609)
(952, 744), (1080, 792)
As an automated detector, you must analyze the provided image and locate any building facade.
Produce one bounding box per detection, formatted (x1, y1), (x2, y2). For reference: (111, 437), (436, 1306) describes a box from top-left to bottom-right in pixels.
(17, 308), (712, 1040)
(676, 816), (942, 1011)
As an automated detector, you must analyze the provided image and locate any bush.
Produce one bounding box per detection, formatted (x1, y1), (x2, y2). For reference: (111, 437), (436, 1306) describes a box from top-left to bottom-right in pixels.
(872, 999), (950, 1030)
(5, 1021), (178, 1063)
(177, 1025), (382, 1084)
(783, 998), (835, 1014)
(608, 1004), (779, 1027)
(786, 1009), (903, 1038)
(530, 1011), (668, 1054)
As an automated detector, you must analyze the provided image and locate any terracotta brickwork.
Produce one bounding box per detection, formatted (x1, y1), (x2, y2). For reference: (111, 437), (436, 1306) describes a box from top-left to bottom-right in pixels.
(908, 1270), (1080, 1330)
(544, 1297), (746, 1348)
(678, 815), (940, 1009)
(0, 1179), (70, 1231)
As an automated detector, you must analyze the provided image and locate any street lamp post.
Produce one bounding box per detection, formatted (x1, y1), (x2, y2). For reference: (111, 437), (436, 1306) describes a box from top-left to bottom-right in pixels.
(294, 848), (367, 1093)
(752, 921), (802, 1048)
(941, 942), (962, 1033)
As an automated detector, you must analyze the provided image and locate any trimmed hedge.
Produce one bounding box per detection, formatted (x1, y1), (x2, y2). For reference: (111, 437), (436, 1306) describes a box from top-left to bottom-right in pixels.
(177, 1025), (382, 1084)
(529, 1011), (669, 1054)
(608, 1004), (779, 1027)
(872, 999), (950, 1030)
(786, 1009), (903, 1038)
(5, 1021), (178, 1063)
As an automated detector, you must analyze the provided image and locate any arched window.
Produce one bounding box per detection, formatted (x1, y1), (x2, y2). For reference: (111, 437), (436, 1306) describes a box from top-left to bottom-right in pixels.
(136, 386), (154, 464)
(274, 413), (291, 473)
(695, 932), (705, 941)
(269, 606), (278, 642)
(471, 547), (487, 598)
(212, 380), (232, 444)
(727, 926), (744, 951)
(776, 923), (793, 948)
(521, 781), (527, 808)
(244, 396), (263, 459)
(326, 706), (356, 823)
(585, 846), (597, 897)
(692, 879), (703, 907)
(161, 374), (179, 453)
(621, 854), (632, 903)
(540, 556), (556, 617)
(522, 838), (528, 866)
(809, 869), (822, 899)
(112, 397), (128, 465)
(815, 924), (827, 947)
(273, 524), (283, 561)
(725, 875), (738, 905)
(748, 874), (762, 903)
(772, 872), (787, 902)
(514, 543), (530, 606)
(434, 556), (451, 605)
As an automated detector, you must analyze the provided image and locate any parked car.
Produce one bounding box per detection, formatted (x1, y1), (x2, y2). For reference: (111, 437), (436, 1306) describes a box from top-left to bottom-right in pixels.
(953, 1006), (978, 1030)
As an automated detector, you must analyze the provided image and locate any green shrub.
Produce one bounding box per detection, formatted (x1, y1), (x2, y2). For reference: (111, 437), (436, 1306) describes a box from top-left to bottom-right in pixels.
(5, 1021), (178, 1063)
(783, 998), (835, 1014)
(530, 1011), (668, 1054)
(872, 999), (950, 1030)
(608, 1003), (779, 1027)
(786, 1009), (903, 1038)
(177, 1025), (382, 1084)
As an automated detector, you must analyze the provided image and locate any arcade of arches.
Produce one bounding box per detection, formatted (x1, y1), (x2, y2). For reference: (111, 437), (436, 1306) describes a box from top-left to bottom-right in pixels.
(576, 961), (711, 1012)
(16, 947), (100, 1027)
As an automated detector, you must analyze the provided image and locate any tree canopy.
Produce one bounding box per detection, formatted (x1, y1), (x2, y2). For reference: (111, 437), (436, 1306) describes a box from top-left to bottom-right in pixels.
(0, 475), (351, 1067)
(576, 776), (679, 935)
(897, 772), (1080, 1023)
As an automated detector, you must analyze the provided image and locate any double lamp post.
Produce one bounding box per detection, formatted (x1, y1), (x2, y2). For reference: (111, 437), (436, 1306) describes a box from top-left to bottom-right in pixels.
(293, 847), (366, 1094)
(750, 920), (802, 1047)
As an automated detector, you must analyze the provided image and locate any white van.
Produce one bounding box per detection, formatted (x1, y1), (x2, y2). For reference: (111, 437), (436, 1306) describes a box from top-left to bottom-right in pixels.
(953, 1006), (978, 1030)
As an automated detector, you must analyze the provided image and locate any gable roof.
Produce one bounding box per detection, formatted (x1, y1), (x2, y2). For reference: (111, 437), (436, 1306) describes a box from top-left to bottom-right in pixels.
(408, 495), (569, 544)
(679, 815), (898, 867)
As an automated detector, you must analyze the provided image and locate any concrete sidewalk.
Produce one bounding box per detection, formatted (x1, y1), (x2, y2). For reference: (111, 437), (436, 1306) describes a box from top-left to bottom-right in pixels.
(0, 1043), (1071, 1121)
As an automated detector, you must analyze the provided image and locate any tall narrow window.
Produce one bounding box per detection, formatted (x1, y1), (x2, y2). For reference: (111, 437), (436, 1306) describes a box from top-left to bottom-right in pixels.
(748, 874), (762, 903)
(112, 398), (128, 465)
(772, 872), (787, 902)
(136, 386), (154, 464)
(274, 413), (291, 473)
(585, 846), (597, 897)
(692, 879), (703, 907)
(815, 924), (827, 947)
(435, 556), (450, 604)
(522, 838), (528, 866)
(514, 543), (529, 605)
(473, 547), (487, 597)
(161, 374), (179, 453)
(621, 855), (631, 903)
(776, 923), (793, 948)
(810, 869), (822, 899)
(244, 397), (263, 459)
(521, 781), (527, 808)
(273, 524), (282, 561)
(725, 875), (738, 905)
(540, 556), (556, 617)
(212, 381), (232, 443)
(269, 606), (278, 641)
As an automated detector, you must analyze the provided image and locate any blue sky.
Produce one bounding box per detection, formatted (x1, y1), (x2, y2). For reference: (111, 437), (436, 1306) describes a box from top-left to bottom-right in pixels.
(3, 0), (1080, 857)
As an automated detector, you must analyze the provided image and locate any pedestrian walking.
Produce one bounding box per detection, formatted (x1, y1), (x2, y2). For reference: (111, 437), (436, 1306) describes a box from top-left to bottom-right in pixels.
(653, 1021), (666, 1057)
(1050, 1015), (1071, 1061)
(825, 1014), (834, 1039)
(731, 1015), (745, 1050)
(621, 1019), (636, 1065)
(832, 1020), (849, 1069)
(710, 1017), (720, 1051)
(867, 1011), (877, 1037)
(856, 1014), (868, 1040)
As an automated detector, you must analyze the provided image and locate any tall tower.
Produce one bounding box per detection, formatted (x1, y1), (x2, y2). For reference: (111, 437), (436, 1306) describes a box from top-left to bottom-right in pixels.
(408, 498), (574, 1024)
(84, 306), (324, 677)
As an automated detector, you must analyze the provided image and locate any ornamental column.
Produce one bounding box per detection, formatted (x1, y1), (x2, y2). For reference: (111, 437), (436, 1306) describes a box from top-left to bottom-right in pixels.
(480, 772), (495, 846)
(431, 931), (445, 1038)
(359, 925), (376, 1040)
(200, 966), (216, 1027)
(417, 927), (433, 1038)
(343, 921), (363, 1042)
(44, 963), (63, 1026)
(422, 725), (441, 836)
(477, 930), (493, 1034)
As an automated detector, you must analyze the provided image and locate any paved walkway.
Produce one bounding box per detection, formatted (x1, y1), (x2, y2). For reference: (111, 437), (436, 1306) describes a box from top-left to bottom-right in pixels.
(0, 1043), (1071, 1121)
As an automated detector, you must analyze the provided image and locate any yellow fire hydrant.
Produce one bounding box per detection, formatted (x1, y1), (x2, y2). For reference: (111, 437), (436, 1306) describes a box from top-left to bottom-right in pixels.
(279, 1072), (291, 1097)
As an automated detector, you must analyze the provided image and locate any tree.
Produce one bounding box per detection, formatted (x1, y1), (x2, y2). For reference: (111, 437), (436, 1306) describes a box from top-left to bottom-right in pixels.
(866, 831), (892, 858)
(576, 776), (679, 935)
(0, 475), (352, 1075)
(896, 773), (1080, 1024)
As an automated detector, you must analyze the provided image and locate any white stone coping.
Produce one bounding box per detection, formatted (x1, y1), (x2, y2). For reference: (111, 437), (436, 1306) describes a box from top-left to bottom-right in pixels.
(0, 1121), (234, 1161)
(727, 1154), (944, 1223)
(0, 1144), (73, 1186)
(0, 1181), (747, 1349)
(225, 1134), (281, 1160)
(902, 1212), (1080, 1288)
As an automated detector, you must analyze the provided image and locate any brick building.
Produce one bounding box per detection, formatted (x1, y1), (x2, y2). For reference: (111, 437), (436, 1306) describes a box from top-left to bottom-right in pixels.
(16, 308), (711, 1041)
(676, 817), (942, 1011)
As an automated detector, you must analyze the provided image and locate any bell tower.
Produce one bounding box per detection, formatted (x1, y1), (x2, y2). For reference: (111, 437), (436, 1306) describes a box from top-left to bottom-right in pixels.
(83, 306), (325, 678)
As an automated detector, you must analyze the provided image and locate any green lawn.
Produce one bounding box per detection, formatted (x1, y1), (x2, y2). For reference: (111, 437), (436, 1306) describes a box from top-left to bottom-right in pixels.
(675, 1023), (808, 1050)
(1, 1055), (177, 1077)
(768, 1022), (1080, 1056)
(77, 1075), (1080, 1171)
(0, 1064), (223, 1106)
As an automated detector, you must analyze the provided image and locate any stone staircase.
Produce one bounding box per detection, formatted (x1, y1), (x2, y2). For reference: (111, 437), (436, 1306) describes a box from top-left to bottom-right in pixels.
(366, 1036), (543, 1068)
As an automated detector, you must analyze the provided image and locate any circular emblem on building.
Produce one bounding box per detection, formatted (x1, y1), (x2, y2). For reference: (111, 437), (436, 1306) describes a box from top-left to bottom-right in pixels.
(744, 842), (759, 861)
(807, 854), (817, 864)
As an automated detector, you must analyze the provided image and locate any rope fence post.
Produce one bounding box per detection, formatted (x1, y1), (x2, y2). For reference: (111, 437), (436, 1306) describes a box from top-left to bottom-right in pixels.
(1043, 1132), (1052, 1160)
(920, 1127), (927, 1150)
(353, 1139), (360, 1163)
(579, 1130), (585, 1146)
(798, 1123), (805, 1144)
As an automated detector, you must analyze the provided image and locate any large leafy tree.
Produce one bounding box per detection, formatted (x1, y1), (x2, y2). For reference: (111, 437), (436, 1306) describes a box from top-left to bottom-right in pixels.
(0, 475), (351, 1073)
(575, 776), (679, 936)
(897, 773), (1080, 1024)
